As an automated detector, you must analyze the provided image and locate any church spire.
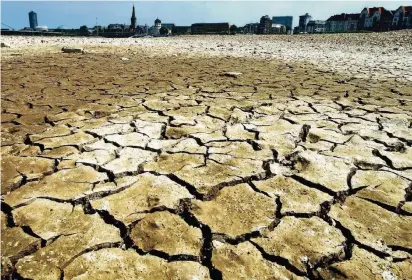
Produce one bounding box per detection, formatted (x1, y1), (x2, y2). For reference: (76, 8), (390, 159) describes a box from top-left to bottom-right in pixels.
(131, 4), (136, 29)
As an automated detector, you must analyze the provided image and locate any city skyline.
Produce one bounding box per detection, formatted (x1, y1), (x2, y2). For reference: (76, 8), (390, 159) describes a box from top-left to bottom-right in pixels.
(2, 1), (412, 29)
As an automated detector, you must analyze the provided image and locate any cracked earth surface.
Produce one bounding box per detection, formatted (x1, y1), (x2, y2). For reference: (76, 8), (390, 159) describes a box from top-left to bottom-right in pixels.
(1, 33), (412, 279)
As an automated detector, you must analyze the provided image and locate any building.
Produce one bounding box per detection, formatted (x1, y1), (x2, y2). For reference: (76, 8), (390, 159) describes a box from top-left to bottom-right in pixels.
(271, 24), (286, 34)
(392, 6), (412, 29)
(162, 23), (175, 33)
(298, 13), (312, 32)
(139, 24), (149, 34)
(272, 16), (293, 30)
(243, 23), (259, 34)
(326, 14), (345, 32)
(130, 5), (136, 30)
(29, 11), (38, 29)
(306, 20), (326, 33)
(259, 15), (272, 34)
(359, 7), (393, 31)
(326, 13), (360, 32)
(35, 26), (48, 31)
(129, 25), (148, 35)
(108, 24), (126, 31)
(173, 26), (191, 34)
(191, 23), (230, 34)
(149, 18), (162, 35)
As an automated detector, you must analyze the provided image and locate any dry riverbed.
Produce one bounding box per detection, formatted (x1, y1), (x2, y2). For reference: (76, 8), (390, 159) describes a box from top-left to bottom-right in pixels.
(1, 33), (412, 279)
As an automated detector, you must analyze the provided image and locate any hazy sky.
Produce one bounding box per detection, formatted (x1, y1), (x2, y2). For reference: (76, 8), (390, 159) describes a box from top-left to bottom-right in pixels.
(2, 1), (412, 29)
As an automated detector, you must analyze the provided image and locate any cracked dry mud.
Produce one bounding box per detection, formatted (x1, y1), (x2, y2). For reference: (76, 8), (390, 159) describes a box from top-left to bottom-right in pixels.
(1, 33), (412, 280)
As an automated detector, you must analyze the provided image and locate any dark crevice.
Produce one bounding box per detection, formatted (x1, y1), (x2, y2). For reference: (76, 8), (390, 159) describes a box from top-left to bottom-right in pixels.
(388, 245), (412, 256)
(178, 200), (223, 280)
(385, 131), (411, 146)
(213, 230), (263, 245)
(385, 141), (406, 153)
(60, 242), (123, 270)
(9, 271), (32, 280)
(59, 268), (64, 280)
(291, 175), (337, 197)
(262, 159), (274, 178)
(148, 250), (200, 262)
(208, 172), (267, 201)
(274, 196), (283, 219)
(94, 209), (133, 249)
(358, 197), (412, 216)
(1, 201), (16, 227)
(280, 115), (297, 125)
(247, 181), (271, 198)
(20, 225), (43, 240)
(299, 124), (311, 142)
(13, 196), (76, 210)
(44, 116), (56, 127)
(166, 173), (205, 200)
(404, 183), (412, 202)
(332, 218), (395, 260)
(346, 167), (357, 191)
(250, 240), (307, 277)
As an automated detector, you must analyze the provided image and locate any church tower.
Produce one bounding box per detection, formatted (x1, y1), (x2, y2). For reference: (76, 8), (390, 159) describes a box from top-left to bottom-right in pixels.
(130, 5), (136, 30)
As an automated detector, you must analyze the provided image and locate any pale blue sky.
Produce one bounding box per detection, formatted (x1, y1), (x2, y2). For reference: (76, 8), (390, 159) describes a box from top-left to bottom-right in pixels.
(2, 1), (411, 29)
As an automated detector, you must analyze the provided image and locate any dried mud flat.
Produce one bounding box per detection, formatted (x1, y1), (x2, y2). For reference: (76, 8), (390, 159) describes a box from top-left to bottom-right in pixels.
(1, 33), (412, 280)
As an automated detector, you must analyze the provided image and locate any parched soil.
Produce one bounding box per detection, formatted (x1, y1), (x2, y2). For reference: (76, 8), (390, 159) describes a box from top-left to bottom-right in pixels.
(1, 35), (412, 280)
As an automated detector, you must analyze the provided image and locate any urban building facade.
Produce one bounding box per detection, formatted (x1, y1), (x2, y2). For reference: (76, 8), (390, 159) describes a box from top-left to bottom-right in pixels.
(306, 20), (326, 33)
(173, 26), (191, 34)
(243, 23), (259, 34)
(298, 13), (312, 32)
(149, 18), (162, 35)
(259, 15), (272, 34)
(162, 23), (175, 33)
(107, 24), (127, 31)
(191, 23), (230, 34)
(392, 6), (412, 29)
(272, 16), (293, 30)
(359, 7), (393, 31)
(271, 24), (286, 34)
(17, 4), (412, 38)
(326, 13), (359, 32)
(29, 11), (38, 29)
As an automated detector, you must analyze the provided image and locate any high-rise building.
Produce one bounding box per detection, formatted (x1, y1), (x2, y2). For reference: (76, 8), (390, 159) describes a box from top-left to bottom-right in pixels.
(29, 11), (38, 29)
(130, 5), (136, 30)
(259, 15), (272, 34)
(272, 16), (293, 30)
(298, 13), (312, 32)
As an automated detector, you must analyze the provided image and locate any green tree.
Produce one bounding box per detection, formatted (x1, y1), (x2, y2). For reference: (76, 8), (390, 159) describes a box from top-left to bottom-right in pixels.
(230, 24), (238, 35)
(159, 27), (169, 35)
(79, 25), (89, 36)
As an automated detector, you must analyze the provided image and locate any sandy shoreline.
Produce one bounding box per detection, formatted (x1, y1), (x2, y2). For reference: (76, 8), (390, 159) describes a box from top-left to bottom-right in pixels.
(2, 30), (412, 81)
(1, 31), (412, 280)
